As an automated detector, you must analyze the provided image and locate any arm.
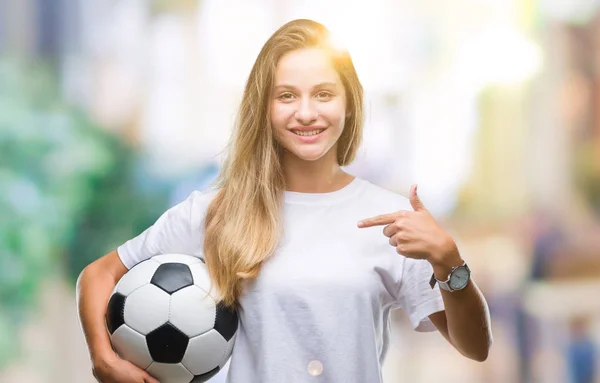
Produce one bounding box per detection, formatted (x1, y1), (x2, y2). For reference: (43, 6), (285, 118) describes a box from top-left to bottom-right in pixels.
(356, 184), (493, 361)
(428, 251), (493, 362)
(76, 250), (125, 368)
(76, 250), (159, 382)
(77, 192), (198, 381)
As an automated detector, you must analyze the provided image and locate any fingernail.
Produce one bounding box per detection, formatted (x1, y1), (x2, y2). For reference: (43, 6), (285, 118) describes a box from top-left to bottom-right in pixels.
(357, 221), (364, 227)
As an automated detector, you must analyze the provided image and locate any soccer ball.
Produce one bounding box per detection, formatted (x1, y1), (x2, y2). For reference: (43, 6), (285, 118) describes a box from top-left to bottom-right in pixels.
(105, 254), (238, 383)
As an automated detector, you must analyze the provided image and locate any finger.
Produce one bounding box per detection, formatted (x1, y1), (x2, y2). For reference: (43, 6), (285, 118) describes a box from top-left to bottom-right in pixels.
(409, 184), (426, 212)
(357, 213), (397, 228)
(389, 230), (410, 246)
(382, 222), (402, 238)
(144, 374), (160, 383)
(358, 211), (410, 228)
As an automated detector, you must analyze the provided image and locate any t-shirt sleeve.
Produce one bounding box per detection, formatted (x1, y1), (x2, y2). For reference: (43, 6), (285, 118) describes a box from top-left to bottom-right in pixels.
(117, 191), (202, 269)
(396, 257), (445, 332)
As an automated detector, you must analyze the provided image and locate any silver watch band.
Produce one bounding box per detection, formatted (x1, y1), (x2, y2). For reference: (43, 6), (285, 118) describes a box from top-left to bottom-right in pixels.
(437, 279), (453, 292)
(429, 262), (468, 292)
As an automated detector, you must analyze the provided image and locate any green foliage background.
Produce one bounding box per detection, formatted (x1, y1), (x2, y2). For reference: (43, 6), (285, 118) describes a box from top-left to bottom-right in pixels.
(0, 58), (171, 367)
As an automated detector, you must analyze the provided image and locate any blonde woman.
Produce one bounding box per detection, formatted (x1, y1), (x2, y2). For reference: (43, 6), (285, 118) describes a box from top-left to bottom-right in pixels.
(77, 19), (492, 383)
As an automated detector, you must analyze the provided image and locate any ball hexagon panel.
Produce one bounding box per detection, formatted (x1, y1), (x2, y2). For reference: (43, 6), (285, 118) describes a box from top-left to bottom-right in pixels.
(114, 259), (160, 296)
(190, 367), (220, 382)
(124, 284), (170, 335)
(106, 292), (126, 334)
(214, 301), (238, 342)
(151, 263), (194, 294)
(188, 262), (214, 298)
(111, 324), (153, 370)
(146, 322), (189, 363)
(181, 329), (228, 376)
(146, 362), (193, 383)
(169, 285), (216, 337)
(151, 254), (202, 266)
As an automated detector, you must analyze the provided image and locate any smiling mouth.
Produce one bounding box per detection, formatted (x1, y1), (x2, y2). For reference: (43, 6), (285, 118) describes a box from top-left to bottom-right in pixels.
(291, 129), (326, 137)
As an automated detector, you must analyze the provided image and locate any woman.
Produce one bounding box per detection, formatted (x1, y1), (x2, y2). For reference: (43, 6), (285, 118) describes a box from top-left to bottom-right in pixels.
(77, 19), (492, 383)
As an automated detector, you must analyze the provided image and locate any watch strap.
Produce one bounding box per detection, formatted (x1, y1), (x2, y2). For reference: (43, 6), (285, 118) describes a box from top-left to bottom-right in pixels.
(429, 262), (468, 291)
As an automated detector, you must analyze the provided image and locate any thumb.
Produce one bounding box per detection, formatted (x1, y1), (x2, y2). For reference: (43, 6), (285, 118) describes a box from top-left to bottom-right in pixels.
(409, 184), (426, 212)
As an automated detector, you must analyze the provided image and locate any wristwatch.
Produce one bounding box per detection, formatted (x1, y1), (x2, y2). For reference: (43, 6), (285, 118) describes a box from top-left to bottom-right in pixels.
(429, 262), (471, 292)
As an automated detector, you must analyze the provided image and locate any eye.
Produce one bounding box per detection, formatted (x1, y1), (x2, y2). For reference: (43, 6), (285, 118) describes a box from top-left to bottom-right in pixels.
(315, 91), (333, 101)
(277, 92), (296, 101)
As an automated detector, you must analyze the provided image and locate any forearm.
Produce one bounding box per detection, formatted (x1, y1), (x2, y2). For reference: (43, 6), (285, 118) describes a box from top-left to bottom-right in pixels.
(426, 233), (493, 361)
(76, 265), (118, 366)
(437, 277), (492, 361)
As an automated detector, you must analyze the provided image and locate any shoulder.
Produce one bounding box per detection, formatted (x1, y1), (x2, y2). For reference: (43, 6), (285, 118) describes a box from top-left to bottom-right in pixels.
(186, 188), (219, 209)
(359, 179), (412, 211)
(183, 188), (221, 230)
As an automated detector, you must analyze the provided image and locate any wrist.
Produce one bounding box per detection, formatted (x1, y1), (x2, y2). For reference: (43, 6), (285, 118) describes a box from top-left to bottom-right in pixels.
(429, 238), (463, 280)
(91, 346), (117, 371)
(432, 261), (464, 280)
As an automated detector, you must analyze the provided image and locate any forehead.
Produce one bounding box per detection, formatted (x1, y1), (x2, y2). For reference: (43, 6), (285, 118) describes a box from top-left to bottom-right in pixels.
(274, 48), (341, 86)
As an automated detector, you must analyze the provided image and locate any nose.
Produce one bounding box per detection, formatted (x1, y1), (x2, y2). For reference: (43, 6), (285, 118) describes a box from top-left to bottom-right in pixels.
(294, 99), (318, 125)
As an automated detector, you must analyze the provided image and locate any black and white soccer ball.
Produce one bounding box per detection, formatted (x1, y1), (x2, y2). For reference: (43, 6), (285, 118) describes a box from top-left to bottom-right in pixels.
(105, 254), (238, 383)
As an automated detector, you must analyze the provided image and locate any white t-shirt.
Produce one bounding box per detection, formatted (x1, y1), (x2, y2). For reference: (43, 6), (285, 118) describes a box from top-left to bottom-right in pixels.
(118, 177), (445, 383)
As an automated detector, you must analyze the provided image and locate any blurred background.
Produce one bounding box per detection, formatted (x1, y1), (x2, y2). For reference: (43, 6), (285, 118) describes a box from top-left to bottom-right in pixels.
(1, 0), (600, 382)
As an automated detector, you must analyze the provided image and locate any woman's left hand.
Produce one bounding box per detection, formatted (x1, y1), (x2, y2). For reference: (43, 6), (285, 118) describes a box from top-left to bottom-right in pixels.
(357, 184), (460, 268)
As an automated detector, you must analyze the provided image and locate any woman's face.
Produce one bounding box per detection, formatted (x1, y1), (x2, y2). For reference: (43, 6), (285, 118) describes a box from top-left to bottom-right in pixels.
(270, 48), (348, 164)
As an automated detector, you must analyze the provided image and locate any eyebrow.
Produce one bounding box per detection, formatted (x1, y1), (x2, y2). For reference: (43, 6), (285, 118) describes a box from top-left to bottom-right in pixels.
(273, 82), (338, 91)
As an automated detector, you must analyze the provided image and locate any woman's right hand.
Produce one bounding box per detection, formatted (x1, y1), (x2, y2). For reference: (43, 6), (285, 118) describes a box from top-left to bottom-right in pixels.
(93, 353), (159, 383)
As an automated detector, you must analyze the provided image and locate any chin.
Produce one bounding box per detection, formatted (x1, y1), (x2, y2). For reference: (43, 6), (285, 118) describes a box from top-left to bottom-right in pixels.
(291, 152), (326, 162)
(288, 145), (332, 161)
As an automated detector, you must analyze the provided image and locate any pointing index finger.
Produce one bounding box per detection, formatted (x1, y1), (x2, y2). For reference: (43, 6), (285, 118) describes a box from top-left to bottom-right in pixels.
(357, 214), (396, 228)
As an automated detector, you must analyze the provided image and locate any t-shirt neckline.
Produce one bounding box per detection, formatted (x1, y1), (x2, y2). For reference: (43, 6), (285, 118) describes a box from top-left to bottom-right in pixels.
(284, 176), (364, 205)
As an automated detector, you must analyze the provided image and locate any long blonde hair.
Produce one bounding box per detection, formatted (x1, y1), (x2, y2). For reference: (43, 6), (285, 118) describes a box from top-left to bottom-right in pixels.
(203, 19), (364, 308)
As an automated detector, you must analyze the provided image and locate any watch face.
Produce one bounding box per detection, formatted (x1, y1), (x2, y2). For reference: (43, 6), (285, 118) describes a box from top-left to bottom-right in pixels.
(449, 266), (470, 290)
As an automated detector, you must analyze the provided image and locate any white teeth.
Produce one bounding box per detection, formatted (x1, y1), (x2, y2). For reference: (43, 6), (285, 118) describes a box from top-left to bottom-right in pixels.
(293, 129), (324, 137)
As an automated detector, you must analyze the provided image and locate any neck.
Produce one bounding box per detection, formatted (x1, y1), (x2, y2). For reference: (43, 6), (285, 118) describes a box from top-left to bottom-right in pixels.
(282, 153), (352, 193)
